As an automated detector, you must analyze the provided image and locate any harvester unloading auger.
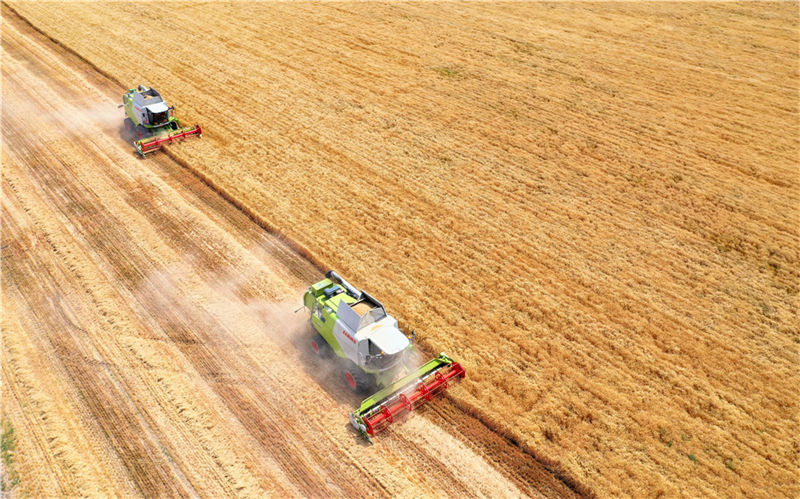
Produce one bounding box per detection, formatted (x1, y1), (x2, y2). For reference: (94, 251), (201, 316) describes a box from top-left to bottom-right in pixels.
(303, 271), (465, 440)
(120, 85), (201, 157)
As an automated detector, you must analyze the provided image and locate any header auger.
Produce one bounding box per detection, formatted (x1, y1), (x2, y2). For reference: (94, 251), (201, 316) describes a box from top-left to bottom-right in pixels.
(120, 85), (201, 157)
(303, 271), (465, 440)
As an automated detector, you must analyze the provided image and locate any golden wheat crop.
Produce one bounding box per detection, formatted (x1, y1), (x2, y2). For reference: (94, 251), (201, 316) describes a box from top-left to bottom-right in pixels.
(5, 1), (799, 496)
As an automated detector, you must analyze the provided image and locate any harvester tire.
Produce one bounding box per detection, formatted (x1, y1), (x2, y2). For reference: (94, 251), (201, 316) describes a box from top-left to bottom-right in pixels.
(123, 118), (135, 141)
(310, 334), (332, 359)
(342, 361), (374, 394)
(136, 124), (151, 139)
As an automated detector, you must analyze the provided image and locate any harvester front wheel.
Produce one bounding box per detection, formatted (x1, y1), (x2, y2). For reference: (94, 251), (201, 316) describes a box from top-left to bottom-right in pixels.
(136, 124), (151, 139)
(123, 118), (135, 141)
(342, 361), (374, 394)
(310, 334), (332, 359)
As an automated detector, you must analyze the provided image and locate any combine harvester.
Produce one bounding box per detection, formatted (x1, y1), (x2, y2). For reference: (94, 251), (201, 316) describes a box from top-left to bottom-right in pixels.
(120, 85), (201, 157)
(303, 271), (465, 440)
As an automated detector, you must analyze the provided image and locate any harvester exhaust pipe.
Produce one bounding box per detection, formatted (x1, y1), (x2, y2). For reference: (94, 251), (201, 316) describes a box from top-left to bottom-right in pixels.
(326, 270), (362, 299)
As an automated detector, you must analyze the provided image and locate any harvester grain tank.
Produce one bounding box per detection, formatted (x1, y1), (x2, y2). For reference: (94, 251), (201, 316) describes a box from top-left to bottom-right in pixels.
(120, 85), (201, 157)
(303, 271), (465, 440)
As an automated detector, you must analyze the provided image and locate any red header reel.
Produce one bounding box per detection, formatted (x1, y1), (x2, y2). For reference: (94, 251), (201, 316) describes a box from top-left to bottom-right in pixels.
(362, 361), (465, 436)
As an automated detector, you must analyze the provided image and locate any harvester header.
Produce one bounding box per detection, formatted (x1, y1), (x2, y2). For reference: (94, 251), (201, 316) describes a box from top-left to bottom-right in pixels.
(350, 353), (465, 437)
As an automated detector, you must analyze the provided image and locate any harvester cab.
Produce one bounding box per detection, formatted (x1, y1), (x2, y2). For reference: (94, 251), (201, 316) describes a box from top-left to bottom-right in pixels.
(303, 271), (465, 440)
(121, 85), (201, 157)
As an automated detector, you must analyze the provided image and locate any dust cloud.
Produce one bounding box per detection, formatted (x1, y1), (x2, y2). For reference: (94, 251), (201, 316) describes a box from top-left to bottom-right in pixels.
(134, 253), (369, 406)
(2, 85), (122, 142)
(136, 254), (311, 350)
(70, 101), (122, 137)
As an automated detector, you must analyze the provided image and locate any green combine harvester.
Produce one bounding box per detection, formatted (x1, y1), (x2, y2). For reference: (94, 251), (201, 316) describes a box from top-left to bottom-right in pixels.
(120, 85), (202, 157)
(303, 271), (465, 440)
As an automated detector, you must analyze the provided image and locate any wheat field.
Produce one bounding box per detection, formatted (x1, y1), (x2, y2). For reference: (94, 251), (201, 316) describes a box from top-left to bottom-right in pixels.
(4, 1), (799, 496)
(1, 7), (577, 496)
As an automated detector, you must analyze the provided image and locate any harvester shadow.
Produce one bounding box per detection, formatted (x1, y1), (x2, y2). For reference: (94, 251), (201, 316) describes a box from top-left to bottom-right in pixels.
(286, 328), (374, 446)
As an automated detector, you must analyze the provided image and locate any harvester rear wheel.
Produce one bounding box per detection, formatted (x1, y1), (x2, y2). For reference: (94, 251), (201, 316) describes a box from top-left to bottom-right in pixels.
(342, 361), (374, 394)
(310, 334), (332, 359)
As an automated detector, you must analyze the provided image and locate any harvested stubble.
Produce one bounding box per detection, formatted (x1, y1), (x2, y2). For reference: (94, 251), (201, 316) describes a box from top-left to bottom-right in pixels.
(6, 1), (799, 496)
